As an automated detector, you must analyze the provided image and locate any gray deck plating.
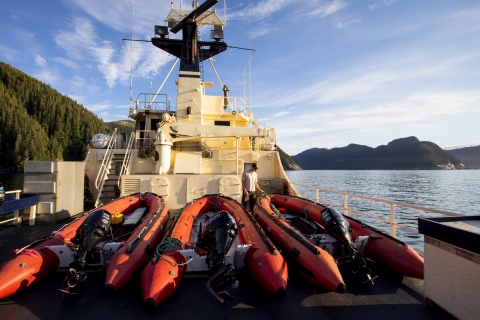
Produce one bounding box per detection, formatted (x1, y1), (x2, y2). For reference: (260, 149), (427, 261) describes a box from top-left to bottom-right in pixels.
(0, 219), (451, 320)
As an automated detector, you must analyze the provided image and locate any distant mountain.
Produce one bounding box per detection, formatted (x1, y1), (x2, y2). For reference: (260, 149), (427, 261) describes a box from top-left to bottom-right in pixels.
(0, 61), (106, 171)
(446, 145), (480, 169)
(292, 137), (468, 170)
(278, 147), (301, 170)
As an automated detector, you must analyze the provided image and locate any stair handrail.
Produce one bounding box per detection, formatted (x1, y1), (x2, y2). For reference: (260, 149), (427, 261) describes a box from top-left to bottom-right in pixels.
(118, 132), (135, 188)
(94, 128), (117, 206)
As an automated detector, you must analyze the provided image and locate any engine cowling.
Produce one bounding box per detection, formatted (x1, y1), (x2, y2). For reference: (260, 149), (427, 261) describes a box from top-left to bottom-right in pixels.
(197, 210), (238, 270)
(72, 209), (111, 253)
(321, 206), (360, 259)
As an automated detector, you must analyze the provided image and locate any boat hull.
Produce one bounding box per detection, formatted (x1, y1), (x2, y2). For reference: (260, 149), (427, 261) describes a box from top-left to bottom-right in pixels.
(269, 194), (424, 279)
(104, 193), (169, 292)
(0, 192), (169, 299)
(0, 215), (88, 298)
(254, 196), (346, 293)
(141, 195), (288, 308)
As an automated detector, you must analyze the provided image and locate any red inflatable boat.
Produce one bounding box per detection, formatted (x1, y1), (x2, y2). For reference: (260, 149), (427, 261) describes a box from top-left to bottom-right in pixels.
(141, 195), (288, 308)
(0, 192), (169, 298)
(265, 194), (424, 279)
(254, 196), (347, 293)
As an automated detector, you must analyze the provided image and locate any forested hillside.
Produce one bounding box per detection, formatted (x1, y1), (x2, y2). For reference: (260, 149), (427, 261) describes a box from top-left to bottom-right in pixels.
(0, 62), (106, 171)
(292, 137), (468, 170)
(107, 120), (135, 137)
(278, 147), (301, 170)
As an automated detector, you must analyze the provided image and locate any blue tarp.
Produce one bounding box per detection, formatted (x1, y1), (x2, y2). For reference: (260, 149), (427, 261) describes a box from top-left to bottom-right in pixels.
(0, 194), (38, 214)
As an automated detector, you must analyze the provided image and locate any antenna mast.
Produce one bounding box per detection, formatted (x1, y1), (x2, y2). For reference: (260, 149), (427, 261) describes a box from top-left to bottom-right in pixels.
(248, 0), (251, 112)
(129, 0), (135, 107)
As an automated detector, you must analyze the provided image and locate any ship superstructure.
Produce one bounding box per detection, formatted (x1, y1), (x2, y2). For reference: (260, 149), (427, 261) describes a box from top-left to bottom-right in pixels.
(85, 0), (297, 209)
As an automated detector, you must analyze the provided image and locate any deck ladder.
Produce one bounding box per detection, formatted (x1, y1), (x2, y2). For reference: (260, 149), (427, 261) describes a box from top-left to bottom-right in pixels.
(118, 132), (135, 189)
(94, 128), (117, 207)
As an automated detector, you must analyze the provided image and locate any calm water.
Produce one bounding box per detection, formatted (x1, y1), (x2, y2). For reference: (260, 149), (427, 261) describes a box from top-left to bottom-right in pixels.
(0, 173), (24, 191)
(286, 170), (480, 253)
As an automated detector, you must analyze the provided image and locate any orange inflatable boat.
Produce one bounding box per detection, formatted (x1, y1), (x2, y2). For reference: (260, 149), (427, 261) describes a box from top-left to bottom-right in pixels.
(254, 195), (346, 293)
(264, 194), (424, 280)
(0, 192), (169, 298)
(141, 195), (288, 308)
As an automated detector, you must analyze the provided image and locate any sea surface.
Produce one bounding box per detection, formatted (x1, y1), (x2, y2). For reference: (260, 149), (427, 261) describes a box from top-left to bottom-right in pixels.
(0, 173), (24, 192)
(2, 171), (479, 253)
(286, 170), (480, 254)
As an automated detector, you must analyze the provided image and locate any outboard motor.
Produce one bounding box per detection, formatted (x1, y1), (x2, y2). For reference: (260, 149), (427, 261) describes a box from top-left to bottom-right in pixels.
(60, 210), (112, 294)
(321, 207), (356, 254)
(196, 210), (239, 302)
(321, 207), (374, 284)
(198, 210), (238, 268)
(71, 209), (112, 265)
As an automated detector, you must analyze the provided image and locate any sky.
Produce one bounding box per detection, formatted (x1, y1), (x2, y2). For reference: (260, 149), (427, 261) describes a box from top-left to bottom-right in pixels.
(1, 0), (479, 155)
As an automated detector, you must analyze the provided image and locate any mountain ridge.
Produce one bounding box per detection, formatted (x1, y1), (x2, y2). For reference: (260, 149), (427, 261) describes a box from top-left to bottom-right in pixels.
(445, 145), (480, 169)
(289, 136), (468, 170)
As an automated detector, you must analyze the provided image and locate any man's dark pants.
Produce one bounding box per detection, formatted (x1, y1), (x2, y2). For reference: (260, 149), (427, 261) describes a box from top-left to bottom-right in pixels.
(242, 191), (255, 212)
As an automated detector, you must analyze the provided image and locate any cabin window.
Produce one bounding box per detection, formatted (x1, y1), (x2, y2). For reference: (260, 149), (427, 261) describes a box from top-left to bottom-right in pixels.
(214, 121), (230, 126)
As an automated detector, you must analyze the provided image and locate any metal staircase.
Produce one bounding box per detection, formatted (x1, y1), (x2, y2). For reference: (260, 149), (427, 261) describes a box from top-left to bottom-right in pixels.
(94, 129), (124, 206)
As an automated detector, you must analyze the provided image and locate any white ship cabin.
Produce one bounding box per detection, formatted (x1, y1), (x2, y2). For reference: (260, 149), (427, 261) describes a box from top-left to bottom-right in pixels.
(84, 0), (297, 210)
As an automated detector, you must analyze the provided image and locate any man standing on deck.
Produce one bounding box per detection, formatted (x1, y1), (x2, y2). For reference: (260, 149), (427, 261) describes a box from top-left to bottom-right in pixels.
(242, 163), (264, 212)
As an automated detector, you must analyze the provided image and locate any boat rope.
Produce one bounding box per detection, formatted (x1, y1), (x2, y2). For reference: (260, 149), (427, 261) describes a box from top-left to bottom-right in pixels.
(155, 237), (196, 267)
(11, 248), (39, 257)
(266, 196), (288, 222)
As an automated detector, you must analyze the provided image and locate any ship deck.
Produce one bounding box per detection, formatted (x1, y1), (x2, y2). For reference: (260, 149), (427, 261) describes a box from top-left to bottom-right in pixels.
(0, 216), (453, 320)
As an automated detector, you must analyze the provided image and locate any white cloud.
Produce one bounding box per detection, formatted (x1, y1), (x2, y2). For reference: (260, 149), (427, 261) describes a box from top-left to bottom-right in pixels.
(54, 16), (172, 88)
(273, 111), (290, 117)
(35, 55), (47, 67)
(369, 0), (399, 10)
(66, 0), (172, 34)
(0, 44), (23, 62)
(251, 26), (275, 38)
(334, 18), (361, 29)
(228, 0), (347, 22)
(32, 69), (59, 85)
(228, 0), (291, 21)
(54, 57), (81, 70)
(10, 27), (36, 43)
(267, 89), (480, 152)
(308, 0), (347, 18)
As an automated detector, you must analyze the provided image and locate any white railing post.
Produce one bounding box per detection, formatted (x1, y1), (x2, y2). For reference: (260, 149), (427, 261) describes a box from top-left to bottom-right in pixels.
(316, 188), (319, 203)
(13, 191), (21, 225)
(343, 194), (349, 216)
(29, 205), (37, 226)
(390, 203), (396, 238)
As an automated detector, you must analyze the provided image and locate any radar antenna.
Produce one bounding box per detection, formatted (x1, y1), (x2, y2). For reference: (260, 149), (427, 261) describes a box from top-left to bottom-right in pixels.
(151, 0), (226, 72)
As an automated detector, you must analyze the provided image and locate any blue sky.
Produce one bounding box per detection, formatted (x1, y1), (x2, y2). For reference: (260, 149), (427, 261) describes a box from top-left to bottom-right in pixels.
(1, 0), (479, 155)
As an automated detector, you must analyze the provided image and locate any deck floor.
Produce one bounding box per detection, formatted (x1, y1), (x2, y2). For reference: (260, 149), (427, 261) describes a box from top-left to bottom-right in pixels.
(0, 218), (453, 320)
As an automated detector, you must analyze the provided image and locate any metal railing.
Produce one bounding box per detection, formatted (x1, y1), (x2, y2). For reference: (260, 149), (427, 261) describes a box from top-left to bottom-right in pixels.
(0, 190), (22, 225)
(134, 93), (170, 111)
(118, 132), (135, 187)
(94, 128), (117, 207)
(135, 130), (155, 149)
(290, 182), (460, 239)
